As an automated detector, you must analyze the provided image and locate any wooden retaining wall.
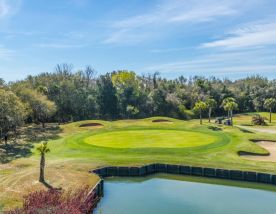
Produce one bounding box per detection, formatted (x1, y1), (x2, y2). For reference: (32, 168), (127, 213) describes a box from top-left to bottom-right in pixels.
(88, 179), (104, 214)
(91, 163), (276, 185)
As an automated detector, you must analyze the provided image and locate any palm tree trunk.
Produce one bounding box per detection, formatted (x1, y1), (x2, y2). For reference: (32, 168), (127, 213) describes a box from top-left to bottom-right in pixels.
(270, 108), (272, 123)
(208, 108), (211, 123)
(200, 110), (202, 125)
(4, 134), (8, 146)
(39, 154), (45, 182)
(230, 110), (233, 126)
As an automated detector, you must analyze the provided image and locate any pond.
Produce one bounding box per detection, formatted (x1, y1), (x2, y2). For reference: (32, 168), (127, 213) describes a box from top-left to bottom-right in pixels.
(94, 174), (276, 214)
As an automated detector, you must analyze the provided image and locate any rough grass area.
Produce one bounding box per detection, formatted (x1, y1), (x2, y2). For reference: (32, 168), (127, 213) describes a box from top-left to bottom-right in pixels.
(235, 112), (276, 126)
(1, 113), (276, 211)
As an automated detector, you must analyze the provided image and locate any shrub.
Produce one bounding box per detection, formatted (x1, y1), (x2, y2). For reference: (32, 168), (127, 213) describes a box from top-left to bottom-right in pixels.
(251, 114), (267, 126)
(7, 186), (98, 214)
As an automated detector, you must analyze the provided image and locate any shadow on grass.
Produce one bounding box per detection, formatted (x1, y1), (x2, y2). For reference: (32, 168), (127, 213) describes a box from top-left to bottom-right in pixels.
(0, 124), (62, 164)
(207, 126), (222, 131)
(23, 124), (61, 142)
(41, 181), (62, 191)
(241, 129), (254, 134)
(239, 124), (253, 126)
(237, 127), (255, 134)
(0, 143), (33, 164)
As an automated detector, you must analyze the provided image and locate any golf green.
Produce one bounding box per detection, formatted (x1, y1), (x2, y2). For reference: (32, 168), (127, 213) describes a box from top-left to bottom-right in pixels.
(84, 129), (218, 148)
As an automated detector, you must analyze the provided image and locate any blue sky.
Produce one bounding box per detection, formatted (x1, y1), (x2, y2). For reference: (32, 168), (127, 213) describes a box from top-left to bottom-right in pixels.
(1, 0), (276, 81)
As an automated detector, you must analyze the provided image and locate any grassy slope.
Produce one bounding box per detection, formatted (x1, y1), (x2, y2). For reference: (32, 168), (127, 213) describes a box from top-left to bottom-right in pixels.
(1, 113), (276, 210)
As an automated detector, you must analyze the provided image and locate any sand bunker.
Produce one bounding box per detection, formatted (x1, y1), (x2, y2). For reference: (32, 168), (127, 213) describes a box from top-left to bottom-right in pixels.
(236, 125), (276, 134)
(240, 141), (276, 162)
(152, 119), (172, 123)
(79, 123), (103, 127)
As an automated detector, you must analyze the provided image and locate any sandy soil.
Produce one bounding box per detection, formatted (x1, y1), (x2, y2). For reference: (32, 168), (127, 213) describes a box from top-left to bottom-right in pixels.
(236, 125), (276, 134)
(242, 141), (276, 162)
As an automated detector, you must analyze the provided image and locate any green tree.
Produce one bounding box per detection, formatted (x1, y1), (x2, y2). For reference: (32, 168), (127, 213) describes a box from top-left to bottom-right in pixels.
(150, 88), (169, 116)
(193, 101), (207, 125)
(7, 66), (276, 123)
(222, 97), (238, 125)
(97, 74), (118, 119)
(0, 78), (5, 88)
(111, 70), (140, 118)
(126, 105), (139, 118)
(206, 98), (217, 123)
(264, 98), (276, 123)
(0, 89), (26, 145)
(18, 89), (57, 128)
(37, 142), (50, 183)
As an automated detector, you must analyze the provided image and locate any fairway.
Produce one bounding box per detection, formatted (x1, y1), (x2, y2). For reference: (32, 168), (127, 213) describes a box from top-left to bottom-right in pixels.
(84, 129), (218, 148)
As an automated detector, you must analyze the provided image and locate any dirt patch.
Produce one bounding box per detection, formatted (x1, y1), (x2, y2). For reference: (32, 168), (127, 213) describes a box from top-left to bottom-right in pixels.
(152, 119), (172, 123)
(240, 141), (276, 162)
(79, 123), (103, 128)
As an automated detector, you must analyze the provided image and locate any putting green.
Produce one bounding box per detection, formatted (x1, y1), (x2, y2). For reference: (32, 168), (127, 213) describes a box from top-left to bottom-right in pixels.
(84, 129), (218, 148)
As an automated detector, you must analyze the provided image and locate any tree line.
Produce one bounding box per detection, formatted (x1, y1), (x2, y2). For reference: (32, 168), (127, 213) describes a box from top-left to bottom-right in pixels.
(1, 64), (276, 143)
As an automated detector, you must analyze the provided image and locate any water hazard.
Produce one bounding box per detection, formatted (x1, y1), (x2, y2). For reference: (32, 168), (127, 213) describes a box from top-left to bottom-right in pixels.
(94, 174), (276, 214)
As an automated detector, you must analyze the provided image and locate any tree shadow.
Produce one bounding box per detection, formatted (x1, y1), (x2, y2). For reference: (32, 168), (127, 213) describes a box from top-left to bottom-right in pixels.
(0, 142), (33, 164)
(23, 124), (61, 143)
(41, 180), (62, 191)
(207, 126), (222, 131)
(238, 127), (255, 134)
(0, 124), (62, 164)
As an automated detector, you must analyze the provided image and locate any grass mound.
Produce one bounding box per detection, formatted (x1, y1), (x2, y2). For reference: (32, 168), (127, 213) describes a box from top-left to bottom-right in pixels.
(79, 123), (103, 127)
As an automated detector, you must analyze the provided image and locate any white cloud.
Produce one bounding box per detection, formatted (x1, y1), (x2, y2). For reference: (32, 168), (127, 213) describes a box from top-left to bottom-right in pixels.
(142, 49), (276, 76)
(202, 21), (276, 49)
(0, 0), (9, 18)
(104, 29), (152, 45)
(0, 45), (13, 60)
(104, 0), (240, 44)
(37, 43), (85, 49)
(0, 0), (21, 19)
(150, 47), (188, 53)
(167, 4), (236, 23)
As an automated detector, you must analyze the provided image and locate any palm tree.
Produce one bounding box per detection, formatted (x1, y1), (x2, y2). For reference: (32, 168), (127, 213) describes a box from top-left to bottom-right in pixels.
(37, 142), (50, 183)
(222, 97), (238, 126)
(264, 98), (276, 123)
(193, 101), (207, 125)
(206, 98), (217, 123)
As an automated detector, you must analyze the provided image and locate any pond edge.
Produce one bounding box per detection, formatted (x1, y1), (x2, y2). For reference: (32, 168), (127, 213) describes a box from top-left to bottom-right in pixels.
(90, 163), (276, 212)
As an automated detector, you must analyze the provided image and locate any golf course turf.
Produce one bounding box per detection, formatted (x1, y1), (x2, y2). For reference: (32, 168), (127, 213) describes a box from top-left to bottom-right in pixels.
(84, 129), (219, 148)
(1, 113), (276, 211)
(43, 115), (276, 172)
